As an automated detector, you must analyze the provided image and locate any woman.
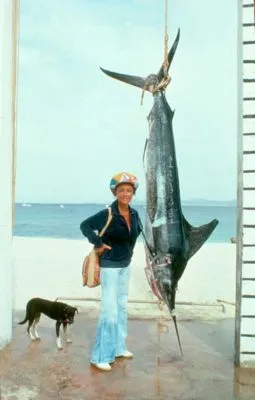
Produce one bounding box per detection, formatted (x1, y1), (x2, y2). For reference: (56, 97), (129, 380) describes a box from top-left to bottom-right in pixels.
(80, 172), (142, 371)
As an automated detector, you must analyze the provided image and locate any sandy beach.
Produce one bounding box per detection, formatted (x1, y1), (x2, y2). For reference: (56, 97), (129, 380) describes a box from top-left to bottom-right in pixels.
(12, 237), (236, 319)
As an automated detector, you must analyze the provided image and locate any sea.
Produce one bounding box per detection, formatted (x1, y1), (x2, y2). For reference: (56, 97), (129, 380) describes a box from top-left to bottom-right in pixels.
(14, 203), (236, 243)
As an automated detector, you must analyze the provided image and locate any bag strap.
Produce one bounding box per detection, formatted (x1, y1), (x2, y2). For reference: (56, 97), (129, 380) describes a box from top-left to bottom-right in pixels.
(98, 207), (112, 237)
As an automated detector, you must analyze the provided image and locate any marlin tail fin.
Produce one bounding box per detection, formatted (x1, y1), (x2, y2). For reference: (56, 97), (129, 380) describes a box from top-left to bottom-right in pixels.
(100, 29), (180, 92)
(99, 68), (147, 91)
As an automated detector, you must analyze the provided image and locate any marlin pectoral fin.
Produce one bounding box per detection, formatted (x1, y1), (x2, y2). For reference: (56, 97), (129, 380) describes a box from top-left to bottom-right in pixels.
(157, 28), (180, 81)
(142, 138), (148, 168)
(182, 214), (219, 260)
(100, 67), (148, 91)
(144, 213), (156, 254)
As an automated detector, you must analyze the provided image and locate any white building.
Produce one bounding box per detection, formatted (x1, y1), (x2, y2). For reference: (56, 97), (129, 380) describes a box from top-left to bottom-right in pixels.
(0, 0), (18, 348)
(235, 0), (255, 367)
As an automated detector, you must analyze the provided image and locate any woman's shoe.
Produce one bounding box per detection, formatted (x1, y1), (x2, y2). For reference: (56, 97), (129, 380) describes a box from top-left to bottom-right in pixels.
(116, 350), (133, 359)
(92, 362), (112, 371)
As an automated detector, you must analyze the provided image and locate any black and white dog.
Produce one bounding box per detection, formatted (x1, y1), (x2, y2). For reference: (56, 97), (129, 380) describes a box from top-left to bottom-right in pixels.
(18, 297), (78, 350)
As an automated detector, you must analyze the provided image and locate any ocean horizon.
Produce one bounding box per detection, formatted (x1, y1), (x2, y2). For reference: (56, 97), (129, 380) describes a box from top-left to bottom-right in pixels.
(14, 202), (237, 243)
(16, 198), (236, 206)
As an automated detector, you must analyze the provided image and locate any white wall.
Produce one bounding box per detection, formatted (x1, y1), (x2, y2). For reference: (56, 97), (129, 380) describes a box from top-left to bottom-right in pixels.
(0, 0), (14, 348)
(236, 0), (255, 367)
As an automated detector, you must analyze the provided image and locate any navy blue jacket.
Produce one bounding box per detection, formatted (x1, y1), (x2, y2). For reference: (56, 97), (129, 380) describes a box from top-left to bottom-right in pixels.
(80, 200), (142, 266)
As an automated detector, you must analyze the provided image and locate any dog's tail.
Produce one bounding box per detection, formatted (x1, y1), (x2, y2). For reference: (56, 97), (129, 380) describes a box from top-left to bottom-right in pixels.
(18, 313), (29, 325)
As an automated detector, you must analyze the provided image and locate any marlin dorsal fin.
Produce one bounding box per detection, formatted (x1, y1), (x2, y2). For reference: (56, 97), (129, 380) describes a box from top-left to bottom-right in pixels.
(182, 215), (219, 260)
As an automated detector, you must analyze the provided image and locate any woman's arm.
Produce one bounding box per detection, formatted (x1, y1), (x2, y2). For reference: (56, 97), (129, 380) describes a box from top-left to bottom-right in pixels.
(80, 209), (108, 248)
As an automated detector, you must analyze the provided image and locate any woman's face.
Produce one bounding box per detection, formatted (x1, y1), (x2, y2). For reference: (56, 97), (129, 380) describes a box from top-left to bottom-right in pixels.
(115, 183), (134, 206)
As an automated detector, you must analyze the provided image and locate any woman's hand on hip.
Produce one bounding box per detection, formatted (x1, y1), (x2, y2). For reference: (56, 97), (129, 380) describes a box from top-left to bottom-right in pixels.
(95, 244), (112, 255)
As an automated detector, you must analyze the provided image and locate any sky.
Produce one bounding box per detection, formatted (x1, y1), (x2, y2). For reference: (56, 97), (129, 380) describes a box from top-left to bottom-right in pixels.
(16, 0), (238, 204)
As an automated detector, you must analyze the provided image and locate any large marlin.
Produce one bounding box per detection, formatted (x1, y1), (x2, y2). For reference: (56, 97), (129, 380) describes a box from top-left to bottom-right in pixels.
(100, 29), (219, 354)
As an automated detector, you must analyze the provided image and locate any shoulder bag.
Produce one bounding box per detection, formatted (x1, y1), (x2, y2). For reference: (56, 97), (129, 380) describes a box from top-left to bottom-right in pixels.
(82, 207), (112, 288)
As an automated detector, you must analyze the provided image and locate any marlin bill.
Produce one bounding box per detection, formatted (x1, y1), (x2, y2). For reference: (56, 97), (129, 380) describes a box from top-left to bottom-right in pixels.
(100, 29), (219, 355)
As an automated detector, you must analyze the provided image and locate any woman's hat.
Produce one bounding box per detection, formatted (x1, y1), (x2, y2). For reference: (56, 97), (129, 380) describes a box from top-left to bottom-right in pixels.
(110, 172), (139, 194)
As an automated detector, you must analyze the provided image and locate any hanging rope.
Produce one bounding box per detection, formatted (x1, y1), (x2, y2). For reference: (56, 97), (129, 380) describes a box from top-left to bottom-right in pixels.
(140, 0), (169, 104)
(148, 0), (171, 96)
(12, 0), (20, 231)
(163, 0), (169, 78)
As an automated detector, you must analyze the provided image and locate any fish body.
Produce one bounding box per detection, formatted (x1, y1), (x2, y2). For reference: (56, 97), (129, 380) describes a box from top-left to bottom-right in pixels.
(143, 87), (218, 315)
(144, 89), (188, 311)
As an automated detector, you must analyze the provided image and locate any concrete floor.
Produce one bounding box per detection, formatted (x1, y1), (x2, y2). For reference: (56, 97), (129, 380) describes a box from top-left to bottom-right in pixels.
(0, 310), (254, 400)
